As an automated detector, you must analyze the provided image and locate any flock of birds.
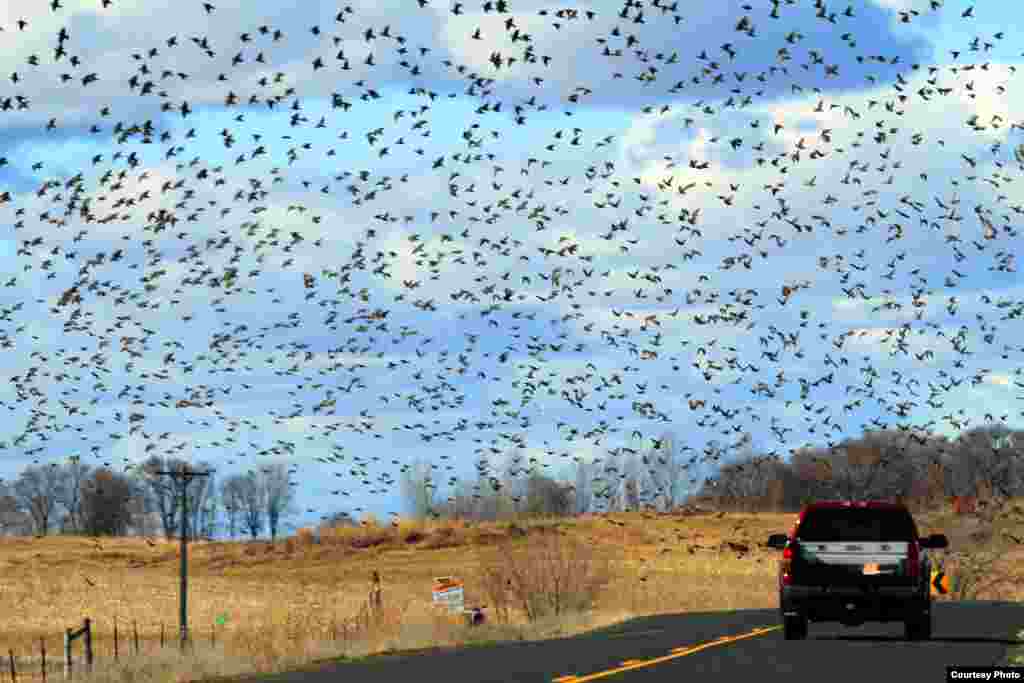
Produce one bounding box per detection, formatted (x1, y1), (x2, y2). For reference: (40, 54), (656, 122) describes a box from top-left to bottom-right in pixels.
(0, 0), (1022, 519)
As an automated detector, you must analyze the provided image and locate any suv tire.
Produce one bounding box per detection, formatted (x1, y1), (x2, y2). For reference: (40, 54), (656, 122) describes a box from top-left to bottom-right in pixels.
(784, 614), (808, 640)
(904, 606), (932, 641)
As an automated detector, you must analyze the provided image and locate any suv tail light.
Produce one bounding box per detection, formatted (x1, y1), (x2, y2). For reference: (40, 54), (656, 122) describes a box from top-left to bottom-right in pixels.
(905, 540), (920, 580)
(781, 541), (795, 586)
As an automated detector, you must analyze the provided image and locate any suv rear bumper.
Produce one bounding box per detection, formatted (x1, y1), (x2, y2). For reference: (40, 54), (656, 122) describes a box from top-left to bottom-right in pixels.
(781, 585), (929, 624)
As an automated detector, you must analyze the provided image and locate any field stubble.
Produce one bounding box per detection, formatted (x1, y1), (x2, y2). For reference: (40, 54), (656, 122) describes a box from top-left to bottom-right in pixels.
(0, 503), (1020, 683)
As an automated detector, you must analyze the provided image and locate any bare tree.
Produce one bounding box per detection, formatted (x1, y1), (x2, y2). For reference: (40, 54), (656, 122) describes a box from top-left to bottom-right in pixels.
(952, 425), (1022, 500)
(0, 481), (27, 535)
(12, 464), (64, 536)
(639, 433), (672, 511)
(220, 475), (246, 539)
(524, 471), (573, 517)
(571, 457), (595, 514)
(185, 462), (216, 541)
(260, 463), (297, 541)
(56, 455), (91, 535)
(135, 455), (186, 539)
(430, 456), (584, 523)
(474, 454), (505, 520)
(199, 495), (220, 539)
(399, 458), (438, 520)
(475, 480), (502, 522)
(437, 477), (477, 520)
(500, 448), (529, 515)
(79, 468), (138, 536)
(706, 450), (783, 511)
(233, 472), (266, 539)
(594, 449), (624, 513)
(125, 492), (158, 537)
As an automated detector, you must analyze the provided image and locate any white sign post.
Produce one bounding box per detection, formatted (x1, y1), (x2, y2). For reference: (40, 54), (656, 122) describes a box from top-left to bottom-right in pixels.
(432, 576), (465, 615)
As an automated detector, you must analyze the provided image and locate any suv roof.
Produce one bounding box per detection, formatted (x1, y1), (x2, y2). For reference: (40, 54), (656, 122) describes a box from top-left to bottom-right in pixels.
(793, 500), (919, 542)
(803, 500), (907, 509)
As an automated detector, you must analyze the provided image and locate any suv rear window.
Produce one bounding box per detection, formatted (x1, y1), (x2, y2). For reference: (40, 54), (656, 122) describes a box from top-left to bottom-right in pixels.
(795, 508), (917, 542)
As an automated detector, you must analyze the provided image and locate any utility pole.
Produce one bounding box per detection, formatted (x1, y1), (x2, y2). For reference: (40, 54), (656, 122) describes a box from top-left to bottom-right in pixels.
(153, 464), (211, 651)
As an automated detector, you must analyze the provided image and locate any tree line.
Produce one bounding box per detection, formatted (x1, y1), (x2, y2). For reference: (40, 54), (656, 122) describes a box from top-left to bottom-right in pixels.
(698, 424), (1024, 512)
(0, 455), (298, 540)
(392, 424), (1024, 522)
(5, 423), (1019, 538)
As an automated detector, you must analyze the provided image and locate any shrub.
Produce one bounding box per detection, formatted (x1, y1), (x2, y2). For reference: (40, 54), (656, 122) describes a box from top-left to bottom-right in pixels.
(394, 519), (426, 544)
(295, 527), (317, 547)
(349, 528), (391, 549)
(475, 525), (613, 624)
(422, 526), (459, 549)
(943, 549), (1000, 600)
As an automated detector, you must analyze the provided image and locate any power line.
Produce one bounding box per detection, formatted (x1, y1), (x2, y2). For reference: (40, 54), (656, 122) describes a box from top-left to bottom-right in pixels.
(153, 464), (212, 651)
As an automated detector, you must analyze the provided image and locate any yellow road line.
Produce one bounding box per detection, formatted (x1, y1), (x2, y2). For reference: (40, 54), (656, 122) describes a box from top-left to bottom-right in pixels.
(552, 625), (783, 682)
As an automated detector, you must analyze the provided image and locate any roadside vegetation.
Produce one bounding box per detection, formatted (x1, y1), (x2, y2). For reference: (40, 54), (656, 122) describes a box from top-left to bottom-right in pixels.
(1, 425), (1022, 682)
(0, 496), (1022, 683)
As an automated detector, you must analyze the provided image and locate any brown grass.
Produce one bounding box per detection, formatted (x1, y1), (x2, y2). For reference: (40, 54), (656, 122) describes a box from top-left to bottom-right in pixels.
(1, 502), (1021, 683)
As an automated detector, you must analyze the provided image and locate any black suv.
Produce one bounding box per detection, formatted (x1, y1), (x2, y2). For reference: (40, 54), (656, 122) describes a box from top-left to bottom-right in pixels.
(766, 500), (948, 641)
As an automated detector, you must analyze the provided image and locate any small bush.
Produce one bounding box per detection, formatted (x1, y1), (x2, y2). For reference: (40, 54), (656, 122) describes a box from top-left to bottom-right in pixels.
(394, 519), (426, 544)
(475, 525), (613, 624)
(943, 549), (1000, 600)
(422, 526), (459, 549)
(295, 527), (317, 547)
(350, 529), (391, 549)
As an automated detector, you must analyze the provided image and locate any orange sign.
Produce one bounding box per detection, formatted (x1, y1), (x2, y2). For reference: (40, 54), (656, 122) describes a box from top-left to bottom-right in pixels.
(931, 570), (949, 596)
(433, 576), (462, 592)
(432, 576), (464, 614)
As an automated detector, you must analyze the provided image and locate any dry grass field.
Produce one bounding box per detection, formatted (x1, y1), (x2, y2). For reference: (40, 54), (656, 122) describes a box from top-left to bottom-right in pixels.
(1, 501), (1022, 683)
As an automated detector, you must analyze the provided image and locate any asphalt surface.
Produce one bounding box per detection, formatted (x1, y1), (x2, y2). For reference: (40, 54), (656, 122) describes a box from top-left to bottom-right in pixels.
(237, 602), (1024, 683)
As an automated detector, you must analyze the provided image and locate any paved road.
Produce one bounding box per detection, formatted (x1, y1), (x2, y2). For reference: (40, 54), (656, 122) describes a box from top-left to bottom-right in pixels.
(236, 602), (1024, 683)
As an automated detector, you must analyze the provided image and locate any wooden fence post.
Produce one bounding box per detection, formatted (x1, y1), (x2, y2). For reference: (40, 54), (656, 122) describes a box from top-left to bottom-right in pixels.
(40, 638), (46, 683)
(63, 619), (91, 680)
(160, 622), (164, 650)
(114, 616), (119, 661)
(64, 627), (72, 680)
(84, 619), (92, 675)
(9, 649), (16, 683)
(371, 570), (382, 613)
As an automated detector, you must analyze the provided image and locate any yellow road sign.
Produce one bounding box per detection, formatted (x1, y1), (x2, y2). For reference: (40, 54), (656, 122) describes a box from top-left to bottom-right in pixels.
(931, 569), (949, 596)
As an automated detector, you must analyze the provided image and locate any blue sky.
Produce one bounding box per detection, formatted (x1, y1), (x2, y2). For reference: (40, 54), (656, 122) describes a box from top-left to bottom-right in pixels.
(0, 0), (1023, 537)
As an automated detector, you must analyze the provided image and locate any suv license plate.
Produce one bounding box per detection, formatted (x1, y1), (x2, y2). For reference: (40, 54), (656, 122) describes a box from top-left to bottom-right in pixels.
(862, 563), (880, 575)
